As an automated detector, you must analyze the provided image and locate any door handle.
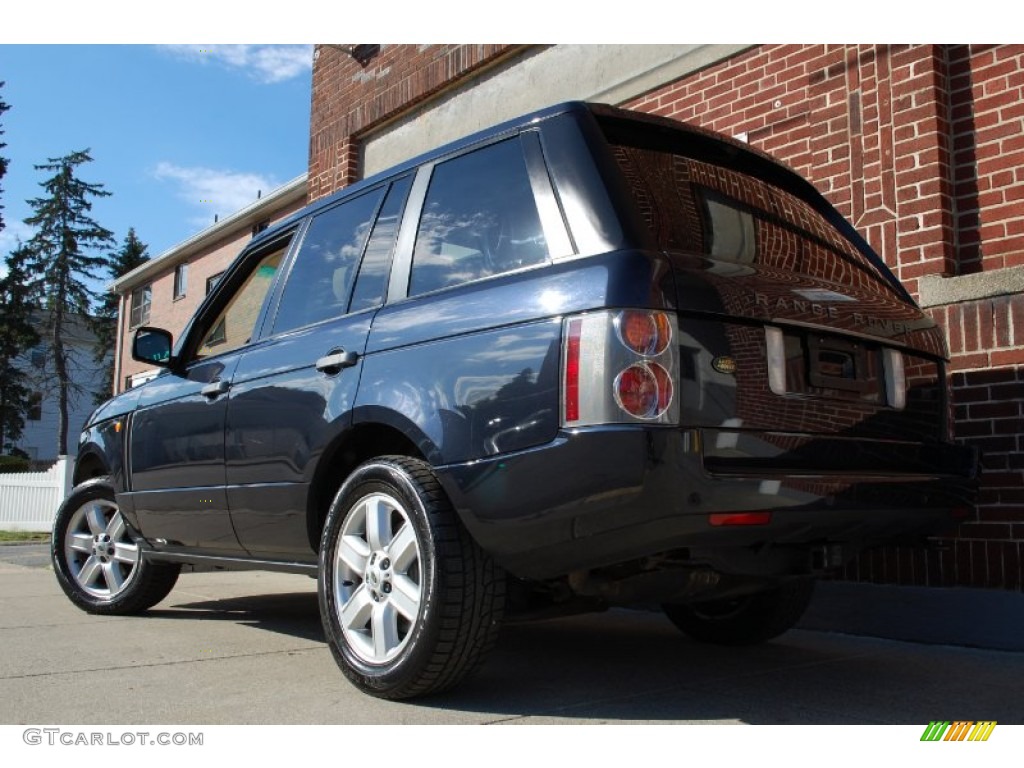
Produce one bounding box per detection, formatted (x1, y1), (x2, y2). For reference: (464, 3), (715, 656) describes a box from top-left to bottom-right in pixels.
(201, 379), (231, 398)
(316, 349), (359, 374)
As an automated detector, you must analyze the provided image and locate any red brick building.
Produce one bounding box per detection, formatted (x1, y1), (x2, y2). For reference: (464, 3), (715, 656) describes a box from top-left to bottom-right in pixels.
(308, 44), (1024, 591)
(112, 175), (307, 391)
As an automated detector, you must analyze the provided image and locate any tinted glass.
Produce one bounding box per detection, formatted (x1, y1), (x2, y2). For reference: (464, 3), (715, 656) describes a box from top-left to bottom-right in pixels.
(273, 189), (384, 334)
(349, 176), (412, 313)
(604, 123), (902, 298)
(196, 245), (286, 359)
(410, 138), (548, 297)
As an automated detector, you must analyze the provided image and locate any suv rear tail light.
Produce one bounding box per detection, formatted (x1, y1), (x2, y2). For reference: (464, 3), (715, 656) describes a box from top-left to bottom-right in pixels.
(561, 310), (679, 427)
(563, 318), (583, 423)
(616, 310), (672, 356)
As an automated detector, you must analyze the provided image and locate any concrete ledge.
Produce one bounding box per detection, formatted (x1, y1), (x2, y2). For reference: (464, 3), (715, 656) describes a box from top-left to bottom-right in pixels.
(799, 581), (1024, 652)
(362, 44), (753, 177)
(919, 267), (1024, 308)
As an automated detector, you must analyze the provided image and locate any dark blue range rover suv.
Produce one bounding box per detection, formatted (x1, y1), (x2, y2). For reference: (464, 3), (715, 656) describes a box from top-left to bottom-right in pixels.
(53, 102), (978, 699)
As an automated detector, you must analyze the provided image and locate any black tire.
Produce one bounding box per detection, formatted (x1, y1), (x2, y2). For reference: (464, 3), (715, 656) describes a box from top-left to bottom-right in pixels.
(662, 578), (815, 646)
(318, 456), (505, 699)
(52, 479), (180, 615)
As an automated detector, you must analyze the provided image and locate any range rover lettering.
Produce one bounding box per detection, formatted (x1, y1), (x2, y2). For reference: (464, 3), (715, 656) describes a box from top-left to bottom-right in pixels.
(53, 103), (978, 699)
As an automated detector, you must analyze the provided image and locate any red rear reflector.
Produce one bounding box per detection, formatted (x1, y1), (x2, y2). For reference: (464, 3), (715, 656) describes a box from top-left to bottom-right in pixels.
(564, 318), (583, 423)
(708, 512), (773, 527)
(615, 363), (658, 418)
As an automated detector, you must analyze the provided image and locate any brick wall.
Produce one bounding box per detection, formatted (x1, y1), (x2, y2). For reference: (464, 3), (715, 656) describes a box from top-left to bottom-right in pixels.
(309, 44), (520, 200)
(308, 43), (1024, 590)
(625, 44), (1024, 591)
(951, 46), (1024, 274)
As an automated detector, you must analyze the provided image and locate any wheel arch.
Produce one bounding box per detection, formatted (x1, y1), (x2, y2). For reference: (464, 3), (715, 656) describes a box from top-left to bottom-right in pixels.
(306, 422), (427, 553)
(73, 449), (110, 486)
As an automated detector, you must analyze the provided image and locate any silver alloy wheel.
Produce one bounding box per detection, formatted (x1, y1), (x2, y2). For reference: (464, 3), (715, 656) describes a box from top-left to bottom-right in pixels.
(63, 498), (140, 599)
(333, 492), (424, 664)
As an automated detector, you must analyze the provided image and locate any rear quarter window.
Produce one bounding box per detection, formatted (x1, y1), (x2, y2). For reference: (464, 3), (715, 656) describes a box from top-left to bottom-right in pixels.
(409, 137), (550, 297)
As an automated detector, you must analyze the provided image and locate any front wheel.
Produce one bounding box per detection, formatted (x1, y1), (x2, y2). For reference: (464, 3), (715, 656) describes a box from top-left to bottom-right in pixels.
(52, 479), (180, 614)
(662, 578), (815, 646)
(318, 456), (505, 699)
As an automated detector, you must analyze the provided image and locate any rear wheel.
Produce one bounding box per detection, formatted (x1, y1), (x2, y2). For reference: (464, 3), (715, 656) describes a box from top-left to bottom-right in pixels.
(52, 480), (180, 614)
(662, 578), (815, 645)
(318, 456), (505, 699)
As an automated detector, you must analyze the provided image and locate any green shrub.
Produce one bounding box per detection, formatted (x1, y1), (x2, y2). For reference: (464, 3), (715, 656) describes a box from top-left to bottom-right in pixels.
(0, 455), (31, 473)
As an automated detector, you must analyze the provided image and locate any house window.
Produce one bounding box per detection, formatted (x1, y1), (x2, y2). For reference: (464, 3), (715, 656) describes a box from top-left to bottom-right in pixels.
(27, 392), (42, 421)
(30, 349), (45, 369)
(206, 272), (224, 295)
(130, 285), (151, 328)
(173, 263), (188, 300)
(252, 220), (269, 238)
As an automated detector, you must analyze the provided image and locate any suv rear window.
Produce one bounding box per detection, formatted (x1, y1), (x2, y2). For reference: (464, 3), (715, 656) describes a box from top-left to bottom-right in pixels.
(601, 119), (902, 298)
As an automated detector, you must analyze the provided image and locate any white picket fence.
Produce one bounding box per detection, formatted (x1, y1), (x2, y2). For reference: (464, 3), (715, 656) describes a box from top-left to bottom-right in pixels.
(0, 457), (73, 532)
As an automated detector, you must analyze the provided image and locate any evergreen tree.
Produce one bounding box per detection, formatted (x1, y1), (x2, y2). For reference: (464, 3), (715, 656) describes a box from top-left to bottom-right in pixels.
(0, 82), (37, 454)
(94, 228), (149, 401)
(23, 149), (114, 455)
(0, 246), (40, 453)
(0, 81), (9, 235)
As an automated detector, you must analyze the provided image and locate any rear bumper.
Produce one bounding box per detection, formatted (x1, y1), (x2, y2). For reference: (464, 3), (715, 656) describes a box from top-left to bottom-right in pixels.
(434, 426), (979, 580)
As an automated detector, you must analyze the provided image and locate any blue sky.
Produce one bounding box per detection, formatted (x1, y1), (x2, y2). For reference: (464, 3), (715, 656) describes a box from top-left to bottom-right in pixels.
(0, 44), (312, 273)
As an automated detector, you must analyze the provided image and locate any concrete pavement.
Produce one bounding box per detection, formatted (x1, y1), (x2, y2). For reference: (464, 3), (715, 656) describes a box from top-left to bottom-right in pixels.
(1, 547), (1021, 725)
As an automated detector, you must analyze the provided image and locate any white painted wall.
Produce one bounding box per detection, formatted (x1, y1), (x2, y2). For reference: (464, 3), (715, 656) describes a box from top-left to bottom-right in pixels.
(12, 315), (110, 461)
(361, 44), (751, 177)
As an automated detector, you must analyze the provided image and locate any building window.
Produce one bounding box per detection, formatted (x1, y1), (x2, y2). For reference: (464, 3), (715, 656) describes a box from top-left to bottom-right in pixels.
(30, 349), (45, 369)
(252, 220), (269, 238)
(206, 272), (224, 295)
(130, 285), (151, 328)
(173, 263), (188, 300)
(27, 392), (42, 421)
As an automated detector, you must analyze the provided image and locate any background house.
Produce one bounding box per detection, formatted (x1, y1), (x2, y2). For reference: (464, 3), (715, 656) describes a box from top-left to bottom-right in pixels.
(111, 174), (307, 391)
(13, 312), (110, 462)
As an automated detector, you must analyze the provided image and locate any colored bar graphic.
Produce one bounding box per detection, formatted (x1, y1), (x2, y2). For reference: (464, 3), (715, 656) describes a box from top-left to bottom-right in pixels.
(968, 722), (997, 742)
(944, 721), (972, 741)
(920, 720), (996, 742)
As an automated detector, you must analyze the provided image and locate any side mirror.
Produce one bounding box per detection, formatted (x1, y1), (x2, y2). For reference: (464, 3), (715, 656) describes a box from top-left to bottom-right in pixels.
(132, 327), (175, 367)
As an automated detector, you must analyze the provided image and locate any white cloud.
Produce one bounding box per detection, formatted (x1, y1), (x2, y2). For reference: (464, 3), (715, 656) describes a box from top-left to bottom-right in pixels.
(0, 220), (35, 258)
(161, 44), (313, 84)
(153, 162), (281, 229)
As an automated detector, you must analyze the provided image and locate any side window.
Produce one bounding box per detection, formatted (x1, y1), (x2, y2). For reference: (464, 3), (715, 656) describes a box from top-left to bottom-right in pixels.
(410, 138), (549, 297)
(195, 244), (287, 359)
(349, 176), (412, 313)
(272, 189), (384, 335)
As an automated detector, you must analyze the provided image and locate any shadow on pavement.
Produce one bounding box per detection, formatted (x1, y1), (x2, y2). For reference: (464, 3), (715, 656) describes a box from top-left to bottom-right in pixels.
(143, 588), (1024, 724)
(149, 591), (325, 643)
